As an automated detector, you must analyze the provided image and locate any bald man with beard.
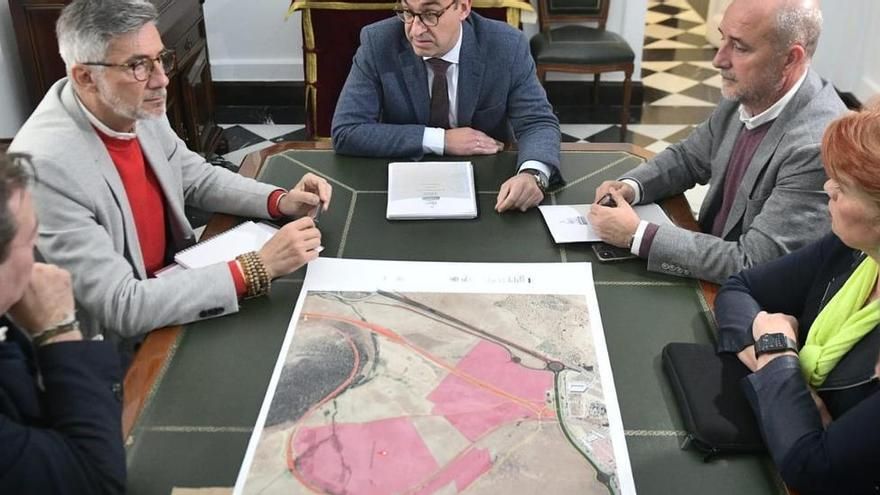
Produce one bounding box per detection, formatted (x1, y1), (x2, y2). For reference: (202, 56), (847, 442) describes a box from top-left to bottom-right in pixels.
(589, 0), (846, 284)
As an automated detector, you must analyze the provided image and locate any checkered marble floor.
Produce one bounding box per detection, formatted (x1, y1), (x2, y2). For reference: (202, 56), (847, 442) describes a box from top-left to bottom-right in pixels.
(216, 0), (719, 211)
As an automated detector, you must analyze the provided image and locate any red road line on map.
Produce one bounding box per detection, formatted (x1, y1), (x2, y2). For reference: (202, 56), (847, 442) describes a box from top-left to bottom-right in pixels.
(304, 312), (551, 415)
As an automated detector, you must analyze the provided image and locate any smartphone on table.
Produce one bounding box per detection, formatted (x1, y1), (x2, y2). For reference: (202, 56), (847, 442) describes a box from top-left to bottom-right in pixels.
(591, 242), (637, 262)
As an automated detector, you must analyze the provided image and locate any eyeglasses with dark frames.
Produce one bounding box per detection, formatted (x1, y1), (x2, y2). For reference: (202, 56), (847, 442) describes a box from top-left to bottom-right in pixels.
(81, 49), (176, 82)
(395, 0), (457, 27)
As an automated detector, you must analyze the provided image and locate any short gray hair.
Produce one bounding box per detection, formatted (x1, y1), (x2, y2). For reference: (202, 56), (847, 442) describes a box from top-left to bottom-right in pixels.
(0, 153), (33, 263)
(774, 2), (823, 58)
(56, 0), (158, 72)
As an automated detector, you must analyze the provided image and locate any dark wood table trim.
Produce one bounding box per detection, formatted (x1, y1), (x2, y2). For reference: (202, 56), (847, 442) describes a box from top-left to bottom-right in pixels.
(122, 142), (719, 439)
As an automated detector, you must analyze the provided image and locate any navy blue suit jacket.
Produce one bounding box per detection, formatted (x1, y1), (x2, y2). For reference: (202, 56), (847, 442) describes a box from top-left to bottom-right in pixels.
(332, 13), (561, 173)
(0, 317), (125, 493)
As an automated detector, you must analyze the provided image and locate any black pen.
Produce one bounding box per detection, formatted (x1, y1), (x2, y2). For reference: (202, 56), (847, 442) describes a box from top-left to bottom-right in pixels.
(597, 193), (617, 207)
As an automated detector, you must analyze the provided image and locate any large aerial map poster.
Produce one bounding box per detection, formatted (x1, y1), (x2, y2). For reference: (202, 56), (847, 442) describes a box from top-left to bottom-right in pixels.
(235, 259), (635, 495)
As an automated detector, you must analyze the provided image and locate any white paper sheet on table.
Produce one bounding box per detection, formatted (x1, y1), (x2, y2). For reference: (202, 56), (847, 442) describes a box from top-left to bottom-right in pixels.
(538, 203), (673, 243)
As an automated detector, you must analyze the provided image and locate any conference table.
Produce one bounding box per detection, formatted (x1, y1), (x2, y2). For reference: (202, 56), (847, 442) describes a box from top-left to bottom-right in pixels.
(123, 142), (785, 494)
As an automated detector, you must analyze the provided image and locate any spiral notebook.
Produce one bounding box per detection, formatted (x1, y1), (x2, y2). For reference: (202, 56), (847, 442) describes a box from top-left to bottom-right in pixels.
(174, 221), (278, 269)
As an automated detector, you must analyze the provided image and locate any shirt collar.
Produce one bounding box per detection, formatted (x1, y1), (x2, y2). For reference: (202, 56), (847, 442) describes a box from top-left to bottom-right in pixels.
(738, 68), (808, 130)
(75, 94), (138, 140)
(422, 23), (463, 65)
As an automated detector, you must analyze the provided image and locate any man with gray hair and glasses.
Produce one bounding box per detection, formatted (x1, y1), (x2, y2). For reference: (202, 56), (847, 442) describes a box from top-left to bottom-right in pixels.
(588, 0), (846, 283)
(0, 152), (126, 492)
(10, 0), (333, 365)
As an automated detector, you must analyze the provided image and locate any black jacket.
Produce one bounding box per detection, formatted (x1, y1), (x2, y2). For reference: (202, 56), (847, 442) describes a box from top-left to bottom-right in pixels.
(0, 316), (126, 493)
(716, 233), (880, 494)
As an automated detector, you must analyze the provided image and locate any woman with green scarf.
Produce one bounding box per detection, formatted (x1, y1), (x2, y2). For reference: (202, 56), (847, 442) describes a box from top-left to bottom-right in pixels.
(715, 106), (880, 494)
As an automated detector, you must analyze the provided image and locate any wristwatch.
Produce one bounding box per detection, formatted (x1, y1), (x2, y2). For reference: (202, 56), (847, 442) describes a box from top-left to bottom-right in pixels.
(520, 169), (549, 192)
(753, 332), (798, 358)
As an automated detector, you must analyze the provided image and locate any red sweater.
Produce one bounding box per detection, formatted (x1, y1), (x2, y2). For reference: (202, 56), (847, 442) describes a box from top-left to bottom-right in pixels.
(97, 130), (285, 296)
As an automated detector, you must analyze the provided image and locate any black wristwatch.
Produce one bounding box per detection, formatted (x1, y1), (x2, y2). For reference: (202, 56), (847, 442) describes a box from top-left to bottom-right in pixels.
(520, 168), (549, 192)
(753, 333), (798, 358)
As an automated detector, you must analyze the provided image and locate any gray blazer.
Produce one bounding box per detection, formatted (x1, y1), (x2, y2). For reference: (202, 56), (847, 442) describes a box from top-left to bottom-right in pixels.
(9, 79), (279, 347)
(331, 13), (561, 174)
(624, 68), (847, 283)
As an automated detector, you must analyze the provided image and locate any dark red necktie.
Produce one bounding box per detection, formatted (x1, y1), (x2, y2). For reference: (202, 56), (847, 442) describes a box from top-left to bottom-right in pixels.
(426, 58), (452, 129)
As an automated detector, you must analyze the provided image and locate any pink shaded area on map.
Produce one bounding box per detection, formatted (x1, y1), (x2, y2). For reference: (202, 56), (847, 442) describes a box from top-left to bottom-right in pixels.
(416, 447), (493, 494)
(428, 340), (555, 441)
(292, 417), (439, 495)
(291, 340), (554, 493)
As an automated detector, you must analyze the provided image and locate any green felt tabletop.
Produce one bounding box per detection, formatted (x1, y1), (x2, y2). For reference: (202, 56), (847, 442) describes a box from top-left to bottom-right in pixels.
(125, 144), (781, 494)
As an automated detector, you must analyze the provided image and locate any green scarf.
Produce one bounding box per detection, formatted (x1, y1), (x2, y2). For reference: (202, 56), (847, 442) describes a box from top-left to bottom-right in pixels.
(800, 256), (880, 387)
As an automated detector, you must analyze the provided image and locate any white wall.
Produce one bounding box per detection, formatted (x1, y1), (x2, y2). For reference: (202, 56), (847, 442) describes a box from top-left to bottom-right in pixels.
(204, 1), (304, 81)
(0, 5), (31, 139)
(812, 0), (880, 103)
(203, 0), (646, 83)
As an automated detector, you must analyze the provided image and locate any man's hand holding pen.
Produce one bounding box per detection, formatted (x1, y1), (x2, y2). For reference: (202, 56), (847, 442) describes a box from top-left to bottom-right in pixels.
(588, 181), (640, 249)
(278, 172), (332, 218)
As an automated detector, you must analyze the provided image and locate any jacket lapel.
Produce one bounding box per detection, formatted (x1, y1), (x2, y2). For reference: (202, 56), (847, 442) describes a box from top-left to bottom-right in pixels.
(719, 69), (822, 237)
(399, 36), (430, 124)
(60, 84), (146, 278)
(137, 127), (194, 251)
(456, 19), (483, 127)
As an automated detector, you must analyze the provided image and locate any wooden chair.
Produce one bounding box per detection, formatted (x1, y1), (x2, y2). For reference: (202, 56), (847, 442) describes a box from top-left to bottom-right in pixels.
(530, 0), (635, 140)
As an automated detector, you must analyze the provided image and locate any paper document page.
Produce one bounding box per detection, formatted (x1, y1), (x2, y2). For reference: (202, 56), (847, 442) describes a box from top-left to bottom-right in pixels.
(538, 203), (673, 243)
(173, 221), (278, 268)
(386, 161), (477, 219)
(234, 258), (636, 495)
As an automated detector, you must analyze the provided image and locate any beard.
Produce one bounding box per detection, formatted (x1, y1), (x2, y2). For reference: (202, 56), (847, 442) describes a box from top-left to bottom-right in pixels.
(719, 66), (785, 109)
(95, 76), (166, 122)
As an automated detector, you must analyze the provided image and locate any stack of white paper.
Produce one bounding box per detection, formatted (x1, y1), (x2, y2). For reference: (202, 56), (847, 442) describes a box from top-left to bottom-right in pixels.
(386, 161), (477, 220)
(538, 203), (673, 243)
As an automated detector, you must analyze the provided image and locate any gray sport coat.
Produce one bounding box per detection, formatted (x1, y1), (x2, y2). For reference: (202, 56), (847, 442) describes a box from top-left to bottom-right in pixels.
(331, 13), (560, 175)
(624, 68), (847, 283)
(9, 79), (279, 350)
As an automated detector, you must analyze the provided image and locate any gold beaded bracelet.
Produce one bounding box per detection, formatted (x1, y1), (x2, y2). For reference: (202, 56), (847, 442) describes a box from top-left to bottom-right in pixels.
(236, 251), (271, 299)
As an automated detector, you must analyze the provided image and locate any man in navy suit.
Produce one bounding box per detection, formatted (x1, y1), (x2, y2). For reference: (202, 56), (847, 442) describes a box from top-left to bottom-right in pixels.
(332, 0), (561, 213)
(0, 151), (125, 493)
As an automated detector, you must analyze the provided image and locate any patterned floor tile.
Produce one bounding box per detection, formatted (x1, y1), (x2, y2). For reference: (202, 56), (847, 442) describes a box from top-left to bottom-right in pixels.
(650, 4), (685, 16)
(645, 39), (697, 50)
(650, 93), (716, 107)
(640, 61), (683, 72)
(642, 72), (700, 93)
(238, 124), (305, 141)
(645, 140), (672, 154)
(627, 124), (689, 141)
(703, 74), (724, 88)
(645, 11), (673, 24)
(663, 125), (698, 143)
(221, 141), (275, 168)
(666, 62), (719, 81)
(560, 124), (615, 141)
(658, 17), (700, 31)
(680, 83), (722, 105)
(644, 23), (686, 40)
(219, 125), (265, 152)
(585, 126), (656, 147)
(675, 9), (706, 23)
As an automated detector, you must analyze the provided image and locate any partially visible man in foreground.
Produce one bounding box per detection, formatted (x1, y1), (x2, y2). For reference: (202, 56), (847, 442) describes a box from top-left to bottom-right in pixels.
(0, 151), (125, 493)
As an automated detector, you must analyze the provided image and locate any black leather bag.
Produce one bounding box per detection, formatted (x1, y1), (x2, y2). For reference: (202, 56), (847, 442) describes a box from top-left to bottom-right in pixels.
(662, 342), (766, 460)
